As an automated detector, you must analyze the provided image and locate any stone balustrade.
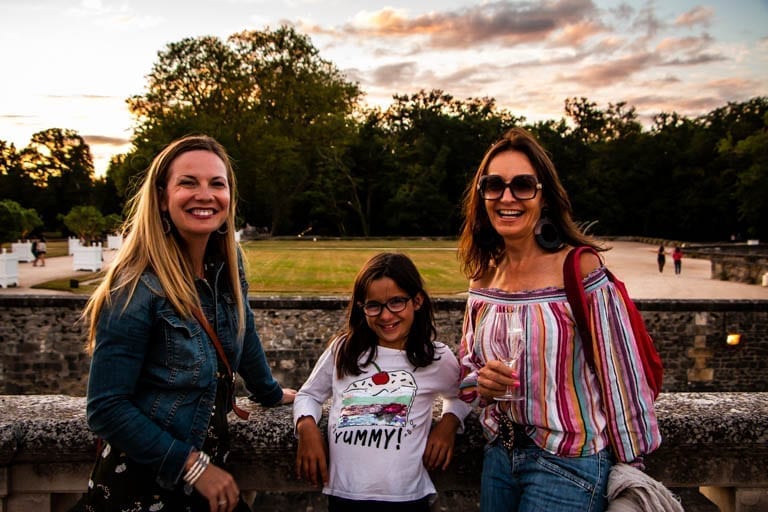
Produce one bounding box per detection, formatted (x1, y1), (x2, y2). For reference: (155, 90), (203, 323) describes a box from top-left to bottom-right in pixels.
(1, 393), (766, 512)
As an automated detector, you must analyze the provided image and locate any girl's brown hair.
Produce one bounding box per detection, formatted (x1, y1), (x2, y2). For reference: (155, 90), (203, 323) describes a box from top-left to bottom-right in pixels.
(334, 252), (438, 378)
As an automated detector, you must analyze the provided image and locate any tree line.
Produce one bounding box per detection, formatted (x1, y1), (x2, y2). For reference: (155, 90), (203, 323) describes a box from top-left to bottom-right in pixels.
(1, 26), (766, 242)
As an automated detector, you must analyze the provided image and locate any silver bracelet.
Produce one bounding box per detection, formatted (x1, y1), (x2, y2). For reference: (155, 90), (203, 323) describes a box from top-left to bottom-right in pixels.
(183, 451), (210, 486)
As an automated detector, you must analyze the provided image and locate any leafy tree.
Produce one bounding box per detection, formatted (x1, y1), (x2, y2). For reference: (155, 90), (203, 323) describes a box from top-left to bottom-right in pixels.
(21, 129), (96, 230)
(719, 111), (768, 239)
(0, 140), (36, 206)
(104, 213), (124, 234)
(116, 26), (361, 235)
(0, 200), (41, 243)
(327, 109), (398, 236)
(380, 90), (520, 234)
(564, 97), (606, 144)
(62, 205), (105, 244)
(19, 207), (43, 239)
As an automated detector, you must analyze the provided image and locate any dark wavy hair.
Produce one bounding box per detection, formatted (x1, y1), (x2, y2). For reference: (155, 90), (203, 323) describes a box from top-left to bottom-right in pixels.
(458, 127), (602, 280)
(334, 252), (438, 378)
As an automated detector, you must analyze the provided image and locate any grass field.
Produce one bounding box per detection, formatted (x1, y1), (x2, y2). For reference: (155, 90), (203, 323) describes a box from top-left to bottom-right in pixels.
(11, 238), (470, 296)
(242, 239), (467, 296)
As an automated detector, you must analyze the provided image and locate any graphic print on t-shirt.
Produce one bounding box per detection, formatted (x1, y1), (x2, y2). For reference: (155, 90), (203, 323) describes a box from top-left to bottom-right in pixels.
(332, 368), (417, 451)
(338, 369), (416, 428)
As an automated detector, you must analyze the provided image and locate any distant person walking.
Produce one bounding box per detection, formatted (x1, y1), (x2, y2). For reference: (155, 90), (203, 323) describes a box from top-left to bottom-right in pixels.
(32, 236), (47, 267)
(673, 246), (683, 275)
(656, 244), (666, 273)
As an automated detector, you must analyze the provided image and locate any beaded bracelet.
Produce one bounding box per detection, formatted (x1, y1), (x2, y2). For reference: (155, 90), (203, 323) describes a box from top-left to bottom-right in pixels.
(183, 451), (210, 487)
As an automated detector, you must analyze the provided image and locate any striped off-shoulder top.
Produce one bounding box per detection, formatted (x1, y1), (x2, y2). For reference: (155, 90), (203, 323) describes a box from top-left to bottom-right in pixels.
(458, 267), (661, 463)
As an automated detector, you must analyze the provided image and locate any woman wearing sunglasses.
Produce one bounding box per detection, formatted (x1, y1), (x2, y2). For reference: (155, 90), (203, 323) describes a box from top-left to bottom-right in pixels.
(456, 128), (660, 511)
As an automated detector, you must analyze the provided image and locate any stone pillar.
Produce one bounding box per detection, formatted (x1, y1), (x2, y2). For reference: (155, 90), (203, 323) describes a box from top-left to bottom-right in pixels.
(687, 312), (714, 383)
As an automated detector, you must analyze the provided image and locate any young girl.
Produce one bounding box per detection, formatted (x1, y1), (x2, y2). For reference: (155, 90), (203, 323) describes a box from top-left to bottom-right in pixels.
(293, 252), (471, 511)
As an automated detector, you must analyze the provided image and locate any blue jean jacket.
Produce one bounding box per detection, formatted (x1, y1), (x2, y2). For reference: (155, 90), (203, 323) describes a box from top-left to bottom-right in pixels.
(86, 261), (283, 489)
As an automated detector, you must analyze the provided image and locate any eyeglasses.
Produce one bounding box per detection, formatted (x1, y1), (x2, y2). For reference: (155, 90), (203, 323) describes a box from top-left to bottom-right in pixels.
(477, 174), (542, 201)
(358, 296), (412, 317)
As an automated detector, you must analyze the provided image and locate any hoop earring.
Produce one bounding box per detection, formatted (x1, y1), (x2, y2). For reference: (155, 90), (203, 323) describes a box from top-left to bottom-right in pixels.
(216, 223), (228, 235)
(161, 214), (172, 235)
(534, 208), (564, 251)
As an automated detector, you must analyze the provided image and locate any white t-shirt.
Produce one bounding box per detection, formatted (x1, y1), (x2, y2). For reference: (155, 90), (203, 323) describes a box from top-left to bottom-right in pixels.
(293, 340), (471, 502)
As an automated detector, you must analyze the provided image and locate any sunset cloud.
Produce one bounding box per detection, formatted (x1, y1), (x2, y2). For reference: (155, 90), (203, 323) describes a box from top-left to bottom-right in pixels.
(1, 0), (765, 176)
(309, 0), (600, 48)
(674, 6), (714, 27)
(560, 53), (657, 87)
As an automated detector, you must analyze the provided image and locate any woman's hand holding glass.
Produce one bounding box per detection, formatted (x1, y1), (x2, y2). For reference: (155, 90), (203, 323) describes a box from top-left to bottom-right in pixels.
(477, 310), (524, 402)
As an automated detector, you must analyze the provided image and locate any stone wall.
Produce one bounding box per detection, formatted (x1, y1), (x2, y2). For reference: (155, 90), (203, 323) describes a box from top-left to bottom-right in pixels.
(1, 393), (767, 512)
(709, 253), (768, 285)
(1, 296), (766, 395)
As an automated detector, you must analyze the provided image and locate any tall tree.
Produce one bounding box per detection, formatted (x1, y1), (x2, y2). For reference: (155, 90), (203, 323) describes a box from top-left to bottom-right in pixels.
(718, 108), (768, 239)
(0, 141), (36, 204)
(381, 90), (519, 235)
(117, 26), (361, 235)
(20, 129), (95, 230)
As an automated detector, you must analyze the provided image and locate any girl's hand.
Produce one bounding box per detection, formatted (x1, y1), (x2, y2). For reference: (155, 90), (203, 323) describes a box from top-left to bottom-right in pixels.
(280, 388), (297, 404)
(477, 360), (519, 402)
(192, 462), (240, 512)
(295, 416), (329, 487)
(423, 413), (460, 471)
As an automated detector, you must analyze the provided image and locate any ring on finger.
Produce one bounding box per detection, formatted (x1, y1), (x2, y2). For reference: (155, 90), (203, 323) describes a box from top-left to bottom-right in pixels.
(218, 499), (227, 505)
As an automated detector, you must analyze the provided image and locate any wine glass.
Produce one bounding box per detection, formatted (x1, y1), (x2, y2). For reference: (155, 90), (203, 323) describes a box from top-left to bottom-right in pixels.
(492, 310), (525, 401)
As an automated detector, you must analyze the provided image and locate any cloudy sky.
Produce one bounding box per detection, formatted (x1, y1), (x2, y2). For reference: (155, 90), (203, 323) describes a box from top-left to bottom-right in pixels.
(1, 0), (766, 175)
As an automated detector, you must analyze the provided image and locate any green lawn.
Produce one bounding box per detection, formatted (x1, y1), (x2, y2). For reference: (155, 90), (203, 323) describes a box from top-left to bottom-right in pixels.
(242, 239), (468, 296)
(18, 238), (470, 297)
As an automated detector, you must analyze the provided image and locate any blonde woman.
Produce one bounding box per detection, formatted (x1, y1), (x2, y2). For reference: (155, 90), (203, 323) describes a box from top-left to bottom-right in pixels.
(74, 135), (295, 512)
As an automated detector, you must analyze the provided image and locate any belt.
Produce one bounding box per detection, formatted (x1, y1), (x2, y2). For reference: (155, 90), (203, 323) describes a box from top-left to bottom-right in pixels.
(498, 414), (536, 451)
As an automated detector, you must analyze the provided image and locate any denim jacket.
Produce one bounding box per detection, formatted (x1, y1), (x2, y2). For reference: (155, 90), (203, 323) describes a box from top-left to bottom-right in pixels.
(86, 260), (283, 489)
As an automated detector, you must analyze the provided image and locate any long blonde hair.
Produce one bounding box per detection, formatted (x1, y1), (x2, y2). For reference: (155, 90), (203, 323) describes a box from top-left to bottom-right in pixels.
(83, 135), (245, 352)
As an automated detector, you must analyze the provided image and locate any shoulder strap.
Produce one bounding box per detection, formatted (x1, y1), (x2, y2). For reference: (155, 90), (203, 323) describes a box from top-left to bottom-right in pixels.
(563, 246), (599, 372)
(192, 307), (250, 420)
(564, 247), (663, 399)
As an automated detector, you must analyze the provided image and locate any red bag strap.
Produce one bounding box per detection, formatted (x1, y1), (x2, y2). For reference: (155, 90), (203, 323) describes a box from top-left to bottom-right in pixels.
(192, 307), (250, 420)
(563, 246), (599, 372)
(564, 246), (663, 399)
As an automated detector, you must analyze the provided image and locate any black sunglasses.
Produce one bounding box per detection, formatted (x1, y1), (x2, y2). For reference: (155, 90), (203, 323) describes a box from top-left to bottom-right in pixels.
(477, 174), (542, 201)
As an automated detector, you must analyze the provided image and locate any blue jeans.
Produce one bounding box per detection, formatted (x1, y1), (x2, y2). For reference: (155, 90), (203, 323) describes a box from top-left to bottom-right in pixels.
(480, 438), (613, 512)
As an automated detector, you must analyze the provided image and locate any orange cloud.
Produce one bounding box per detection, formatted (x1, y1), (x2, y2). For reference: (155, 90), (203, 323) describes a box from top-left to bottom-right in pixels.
(550, 20), (606, 47)
(304, 0), (599, 48)
(656, 34), (712, 52)
(561, 52), (657, 87)
(674, 6), (714, 27)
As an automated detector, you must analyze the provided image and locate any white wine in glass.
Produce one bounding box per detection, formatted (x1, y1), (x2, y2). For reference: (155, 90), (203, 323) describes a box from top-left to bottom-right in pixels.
(494, 310), (525, 401)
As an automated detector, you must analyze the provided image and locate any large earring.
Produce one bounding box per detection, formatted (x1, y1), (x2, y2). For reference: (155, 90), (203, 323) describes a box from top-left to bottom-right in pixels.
(534, 208), (564, 251)
(161, 214), (172, 235)
(216, 223), (228, 235)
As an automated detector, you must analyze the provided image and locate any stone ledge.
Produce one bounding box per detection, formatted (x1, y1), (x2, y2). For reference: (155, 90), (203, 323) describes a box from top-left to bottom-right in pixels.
(2, 394), (767, 512)
(1, 393), (767, 487)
